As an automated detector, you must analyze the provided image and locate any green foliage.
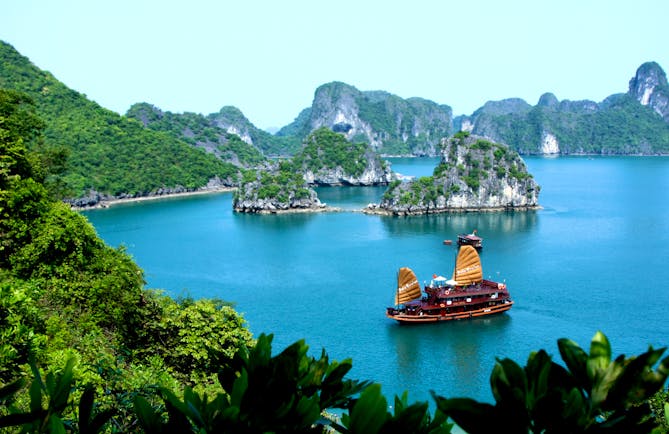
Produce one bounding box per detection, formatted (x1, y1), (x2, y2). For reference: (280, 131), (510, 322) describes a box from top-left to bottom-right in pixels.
(235, 159), (316, 208)
(0, 89), (45, 188)
(133, 333), (372, 433)
(432, 162), (450, 178)
(469, 139), (493, 151)
(474, 94), (669, 155)
(493, 146), (506, 161)
(382, 180), (401, 201)
(0, 86), (255, 432)
(136, 294), (254, 381)
(0, 276), (44, 382)
(463, 174), (480, 190)
(433, 331), (669, 433)
(0, 358), (113, 433)
(453, 130), (471, 140)
(126, 103), (269, 166)
(340, 386), (452, 434)
(509, 163), (532, 180)
(293, 128), (369, 177)
(1, 332), (666, 433)
(0, 43), (241, 199)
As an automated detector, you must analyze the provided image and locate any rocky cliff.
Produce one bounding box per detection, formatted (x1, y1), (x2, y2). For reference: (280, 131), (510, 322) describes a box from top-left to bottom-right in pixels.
(126, 103), (265, 167)
(367, 133), (540, 215)
(453, 63), (669, 155)
(293, 128), (396, 185)
(628, 61), (669, 122)
(232, 161), (326, 213)
(126, 103), (299, 164)
(277, 82), (453, 156)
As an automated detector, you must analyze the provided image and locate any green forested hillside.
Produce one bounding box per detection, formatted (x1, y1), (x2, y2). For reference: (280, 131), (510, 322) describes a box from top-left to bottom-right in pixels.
(471, 94), (669, 154)
(125, 102), (302, 162)
(126, 102), (266, 167)
(0, 41), (240, 199)
(0, 87), (254, 428)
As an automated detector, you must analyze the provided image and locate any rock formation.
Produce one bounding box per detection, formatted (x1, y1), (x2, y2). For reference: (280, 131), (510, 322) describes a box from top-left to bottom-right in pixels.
(277, 82), (453, 156)
(232, 162), (326, 213)
(367, 133), (540, 215)
(294, 128), (396, 186)
(452, 63), (669, 156)
(628, 61), (669, 122)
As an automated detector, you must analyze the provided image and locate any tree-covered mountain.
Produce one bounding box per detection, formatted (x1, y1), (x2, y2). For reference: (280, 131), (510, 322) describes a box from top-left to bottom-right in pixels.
(277, 81), (454, 156)
(126, 103), (301, 159)
(453, 62), (669, 155)
(126, 103), (266, 167)
(0, 41), (241, 201)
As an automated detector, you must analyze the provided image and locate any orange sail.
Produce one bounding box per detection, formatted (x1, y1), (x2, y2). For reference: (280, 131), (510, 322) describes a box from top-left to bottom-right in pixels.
(452, 245), (483, 285)
(395, 267), (422, 305)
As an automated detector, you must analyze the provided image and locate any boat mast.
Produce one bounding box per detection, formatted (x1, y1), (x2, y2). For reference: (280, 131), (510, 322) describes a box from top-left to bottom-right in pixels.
(395, 269), (399, 306)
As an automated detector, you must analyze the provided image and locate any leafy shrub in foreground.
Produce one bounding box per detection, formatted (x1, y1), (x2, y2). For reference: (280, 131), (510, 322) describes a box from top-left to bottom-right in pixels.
(1, 332), (667, 433)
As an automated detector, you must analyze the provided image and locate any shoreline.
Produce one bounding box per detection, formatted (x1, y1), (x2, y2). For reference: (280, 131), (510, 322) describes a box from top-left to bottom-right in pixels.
(70, 187), (542, 215)
(362, 204), (543, 216)
(70, 187), (237, 211)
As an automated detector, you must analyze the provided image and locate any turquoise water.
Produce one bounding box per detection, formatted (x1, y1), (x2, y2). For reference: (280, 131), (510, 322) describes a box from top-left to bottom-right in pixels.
(83, 156), (669, 405)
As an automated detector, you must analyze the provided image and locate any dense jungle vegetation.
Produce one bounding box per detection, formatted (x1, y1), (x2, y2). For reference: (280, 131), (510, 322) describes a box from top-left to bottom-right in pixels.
(1, 87), (668, 433)
(292, 127), (372, 178)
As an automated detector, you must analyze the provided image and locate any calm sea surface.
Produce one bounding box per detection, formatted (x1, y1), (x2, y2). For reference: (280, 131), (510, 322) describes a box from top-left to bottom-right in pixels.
(82, 156), (669, 405)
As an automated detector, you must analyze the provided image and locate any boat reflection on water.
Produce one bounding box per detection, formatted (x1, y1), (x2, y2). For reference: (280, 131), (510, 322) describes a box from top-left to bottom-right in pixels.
(386, 314), (512, 403)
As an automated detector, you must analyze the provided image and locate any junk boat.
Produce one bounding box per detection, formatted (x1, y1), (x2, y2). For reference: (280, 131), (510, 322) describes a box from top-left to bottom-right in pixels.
(386, 245), (512, 323)
(457, 229), (482, 250)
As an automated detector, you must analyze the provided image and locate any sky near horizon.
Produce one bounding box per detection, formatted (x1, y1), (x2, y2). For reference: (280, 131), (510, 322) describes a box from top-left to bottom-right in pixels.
(2, 0), (668, 130)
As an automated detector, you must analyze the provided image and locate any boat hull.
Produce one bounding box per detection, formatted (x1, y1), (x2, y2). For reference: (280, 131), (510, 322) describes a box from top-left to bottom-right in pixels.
(386, 300), (513, 323)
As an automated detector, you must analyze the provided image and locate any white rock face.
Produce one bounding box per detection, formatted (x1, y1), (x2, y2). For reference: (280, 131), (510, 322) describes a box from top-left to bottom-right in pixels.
(641, 86), (654, 105)
(461, 119), (474, 132)
(226, 126), (253, 145)
(540, 132), (559, 154)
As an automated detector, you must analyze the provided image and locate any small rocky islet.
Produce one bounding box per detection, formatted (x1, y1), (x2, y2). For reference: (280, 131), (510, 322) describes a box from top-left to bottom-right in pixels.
(234, 130), (540, 214)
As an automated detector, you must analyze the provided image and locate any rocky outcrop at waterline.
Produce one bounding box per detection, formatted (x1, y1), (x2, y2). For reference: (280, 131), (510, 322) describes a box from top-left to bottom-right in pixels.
(365, 132), (540, 215)
(232, 129), (394, 213)
(232, 161), (328, 213)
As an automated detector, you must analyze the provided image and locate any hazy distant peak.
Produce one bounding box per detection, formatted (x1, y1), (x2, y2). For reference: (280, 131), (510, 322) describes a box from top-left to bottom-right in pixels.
(537, 93), (559, 108)
(474, 98), (532, 116)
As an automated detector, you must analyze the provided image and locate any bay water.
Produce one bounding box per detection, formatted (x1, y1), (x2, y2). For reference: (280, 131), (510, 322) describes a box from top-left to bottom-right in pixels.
(82, 156), (669, 405)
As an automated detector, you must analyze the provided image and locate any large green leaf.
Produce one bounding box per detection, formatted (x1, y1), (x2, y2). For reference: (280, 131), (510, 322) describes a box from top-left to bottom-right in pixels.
(558, 337), (589, 388)
(587, 331), (612, 381)
(432, 394), (497, 433)
(346, 384), (388, 434)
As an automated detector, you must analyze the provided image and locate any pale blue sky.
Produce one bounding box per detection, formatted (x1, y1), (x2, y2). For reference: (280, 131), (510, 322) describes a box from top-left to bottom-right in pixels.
(2, 0), (667, 129)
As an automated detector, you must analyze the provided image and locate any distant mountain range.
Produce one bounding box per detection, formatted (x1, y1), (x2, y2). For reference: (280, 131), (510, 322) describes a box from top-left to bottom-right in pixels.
(276, 81), (454, 156)
(453, 61), (669, 155)
(281, 64), (669, 156)
(1, 39), (668, 201)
